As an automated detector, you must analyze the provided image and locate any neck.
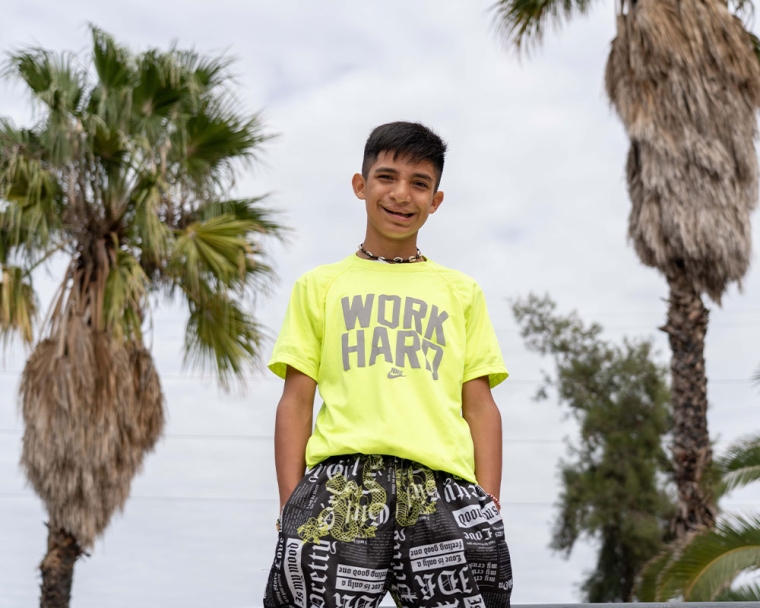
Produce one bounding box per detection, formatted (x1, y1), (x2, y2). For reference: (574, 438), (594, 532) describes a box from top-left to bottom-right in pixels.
(359, 235), (419, 261)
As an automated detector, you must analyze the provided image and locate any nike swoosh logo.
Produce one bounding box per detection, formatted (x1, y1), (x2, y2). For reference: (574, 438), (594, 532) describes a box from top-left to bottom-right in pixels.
(387, 368), (406, 379)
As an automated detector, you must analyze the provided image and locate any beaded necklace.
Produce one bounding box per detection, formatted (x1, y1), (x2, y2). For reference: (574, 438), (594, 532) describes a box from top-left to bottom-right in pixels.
(358, 243), (423, 264)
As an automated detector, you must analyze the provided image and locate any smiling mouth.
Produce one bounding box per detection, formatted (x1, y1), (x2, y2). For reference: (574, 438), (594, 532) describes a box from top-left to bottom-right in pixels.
(383, 207), (414, 219)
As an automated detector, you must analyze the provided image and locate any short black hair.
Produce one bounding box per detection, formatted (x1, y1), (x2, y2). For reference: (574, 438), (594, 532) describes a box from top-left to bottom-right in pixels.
(362, 122), (447, 190)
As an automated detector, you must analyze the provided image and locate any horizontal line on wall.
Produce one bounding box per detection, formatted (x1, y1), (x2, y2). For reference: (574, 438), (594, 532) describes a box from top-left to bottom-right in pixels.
(0, 429), (567, 443)
(0, 430), (746, 446)
(0, 492), (758, 509)
(0, 370), (754, 385)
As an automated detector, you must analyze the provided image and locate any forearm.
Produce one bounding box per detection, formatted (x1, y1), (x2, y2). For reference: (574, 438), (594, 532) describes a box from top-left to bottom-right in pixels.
(462, 377), (503, 500)
(467, 405), (502, 497)
(274, 367), (316, 510)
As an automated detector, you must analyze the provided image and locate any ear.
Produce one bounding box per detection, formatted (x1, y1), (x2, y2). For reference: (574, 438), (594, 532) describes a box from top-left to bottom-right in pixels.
(352, 173), (366, 200)
(430, 190), (444, 214)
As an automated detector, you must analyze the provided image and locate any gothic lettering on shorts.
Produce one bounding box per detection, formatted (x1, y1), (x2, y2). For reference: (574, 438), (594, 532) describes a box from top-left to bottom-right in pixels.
(463, 529), (493, 542)
(443, 478), (480, 503)
(411, 552), (467, 572)
(409, 539), (464, 560)
(393, 529), (406, 580)
(307, 541), (336, 608)
(340, 293), (448, 379)
(396, 584), (418, 605)
(284, 539), (306, 608)
(481, 503), (501, 525)
(463, 595), (487, 608)
(452, 504), (502, 529)
(433, 601), (460, 608)
(481, 562), (499, 584)
(273, 537), (285, 574)
(332, 593), (378, 608)
(409, 540), (466, 573)
(415, 568), (474, 600)
(308, 464), (325, 483)
(336, 565), (387, 594)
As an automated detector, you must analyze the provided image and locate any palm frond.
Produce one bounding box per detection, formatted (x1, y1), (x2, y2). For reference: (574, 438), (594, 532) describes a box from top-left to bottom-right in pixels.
(3, 47), (85, 116)
(715, 582), (760, 601)
(126, 177), (171, 266)
(648, 516), (760, 601)
(0, 264), (37, 345)
(183, 291), (264, 390)
(173, 102), (271, 192)
(180, 50), (236, 93)
(87, 27), (134, 129)
(635, 542), (678, 601)
(6, 50), (85, 167)
(90, 25), (133, 93)
(195, 197), (286, 238)
(170, 214), (259, 294)
(90, 118), (129, 169)
(130, 50), (185, 142)
(103, 247), (148, 341)
(716, 433), (760, 496)
(0, 121), (61, 248)
(491, 0), (599, 52)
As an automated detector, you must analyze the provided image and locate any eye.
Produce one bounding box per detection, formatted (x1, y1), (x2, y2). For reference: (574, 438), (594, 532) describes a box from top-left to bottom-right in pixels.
(377, 174), (393, 181)
(414, 181), (429, 189)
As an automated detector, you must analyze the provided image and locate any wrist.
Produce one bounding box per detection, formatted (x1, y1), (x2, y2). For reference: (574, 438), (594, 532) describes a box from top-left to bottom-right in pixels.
(486, 492), (501, 511)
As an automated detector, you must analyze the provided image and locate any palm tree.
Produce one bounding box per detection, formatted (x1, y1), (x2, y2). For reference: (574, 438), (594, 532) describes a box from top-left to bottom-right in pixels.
(636, 433), (760, 600)
(0, 27), (284, 608)
(493, 0), (760, 537)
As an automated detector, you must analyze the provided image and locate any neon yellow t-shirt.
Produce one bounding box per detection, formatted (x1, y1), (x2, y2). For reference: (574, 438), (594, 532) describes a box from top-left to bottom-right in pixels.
(268, 254), (508, 483)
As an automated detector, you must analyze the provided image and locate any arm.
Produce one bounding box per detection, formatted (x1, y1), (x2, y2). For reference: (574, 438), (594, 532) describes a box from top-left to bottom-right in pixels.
(274, 365), (317, 510)
(462, 376), (503, 504)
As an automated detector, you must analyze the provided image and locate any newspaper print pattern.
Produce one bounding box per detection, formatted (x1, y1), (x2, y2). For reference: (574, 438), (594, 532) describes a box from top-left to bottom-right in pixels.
(264, 455), (513, 608)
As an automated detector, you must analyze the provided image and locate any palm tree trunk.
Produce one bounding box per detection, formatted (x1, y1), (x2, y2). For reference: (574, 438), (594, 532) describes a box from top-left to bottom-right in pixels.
(40, 526), (82, 608)
(662, 269), (717, 538)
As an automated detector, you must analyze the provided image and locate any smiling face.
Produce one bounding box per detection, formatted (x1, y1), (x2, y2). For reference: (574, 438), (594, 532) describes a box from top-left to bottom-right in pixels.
(352, 151), (444, 256)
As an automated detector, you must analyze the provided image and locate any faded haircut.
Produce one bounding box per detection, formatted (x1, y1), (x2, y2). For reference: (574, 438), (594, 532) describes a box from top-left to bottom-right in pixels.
(362, 121), (447, 190)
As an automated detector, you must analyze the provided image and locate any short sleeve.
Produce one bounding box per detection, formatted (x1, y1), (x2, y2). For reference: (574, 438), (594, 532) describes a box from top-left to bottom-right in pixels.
(463, 282), (508, 388)
(268, 275), (323, 381)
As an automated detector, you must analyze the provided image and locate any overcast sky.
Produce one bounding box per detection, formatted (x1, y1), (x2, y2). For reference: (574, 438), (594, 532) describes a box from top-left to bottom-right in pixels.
(1, 1), (759, 607)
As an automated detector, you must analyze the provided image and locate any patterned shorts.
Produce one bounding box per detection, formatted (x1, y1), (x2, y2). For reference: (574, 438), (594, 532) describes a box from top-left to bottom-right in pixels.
(264, 454), (513, 608)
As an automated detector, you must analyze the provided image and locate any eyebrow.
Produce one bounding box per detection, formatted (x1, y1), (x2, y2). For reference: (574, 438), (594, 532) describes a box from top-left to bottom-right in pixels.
(373, 166), (434, 183)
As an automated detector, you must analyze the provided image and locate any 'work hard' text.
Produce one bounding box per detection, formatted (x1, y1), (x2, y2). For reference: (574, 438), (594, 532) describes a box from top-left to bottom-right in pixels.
(340, 294), (448, 380)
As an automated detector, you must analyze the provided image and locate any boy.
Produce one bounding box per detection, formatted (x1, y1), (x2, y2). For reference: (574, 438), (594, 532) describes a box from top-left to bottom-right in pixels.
(264, 122), (513, 608)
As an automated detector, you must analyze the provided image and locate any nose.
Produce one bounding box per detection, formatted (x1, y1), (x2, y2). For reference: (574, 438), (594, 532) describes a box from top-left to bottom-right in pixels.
(390, 180), (411, 203)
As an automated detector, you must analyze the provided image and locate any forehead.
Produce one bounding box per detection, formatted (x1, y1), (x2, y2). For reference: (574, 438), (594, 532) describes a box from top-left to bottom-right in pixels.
(369, 150), (437, 177)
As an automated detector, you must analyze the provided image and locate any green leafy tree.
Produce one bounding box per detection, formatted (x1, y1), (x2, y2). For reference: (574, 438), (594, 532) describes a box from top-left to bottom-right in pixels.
(512, 293), (675, 601)
(637, 433), (760, 601)
(0, 27), (284, 608)
(494, 0), (760, 538)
